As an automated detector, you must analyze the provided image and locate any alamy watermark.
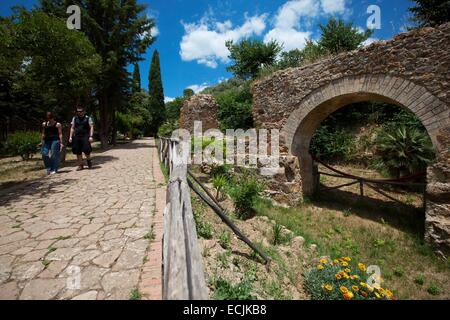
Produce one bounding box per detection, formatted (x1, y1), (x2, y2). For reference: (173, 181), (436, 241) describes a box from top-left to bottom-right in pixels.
(66, 5), (81, 30)
(170, 121), (281, 176)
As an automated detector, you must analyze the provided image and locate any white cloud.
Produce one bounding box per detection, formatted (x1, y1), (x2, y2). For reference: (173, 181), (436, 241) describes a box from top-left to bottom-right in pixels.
(264, 28), (311, 51)
(164, 96), (175, 103)
(188, 83), (210, 93)
(263, 0), (320, 52)
(273, 0), (320, 30)
(180, 14), (267, 68)
(320, 0), (347, 15)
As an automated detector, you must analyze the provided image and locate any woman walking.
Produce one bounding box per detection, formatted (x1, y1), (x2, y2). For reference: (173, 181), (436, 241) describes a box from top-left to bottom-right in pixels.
(41, 112), (63, 175)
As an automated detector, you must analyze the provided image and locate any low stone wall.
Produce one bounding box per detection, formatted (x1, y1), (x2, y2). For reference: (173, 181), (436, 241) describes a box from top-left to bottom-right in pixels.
(179, 94), (219, 133)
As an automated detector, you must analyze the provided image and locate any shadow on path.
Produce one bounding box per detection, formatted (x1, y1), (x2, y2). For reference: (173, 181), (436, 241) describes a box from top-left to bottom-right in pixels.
(0, 178), (78, 207)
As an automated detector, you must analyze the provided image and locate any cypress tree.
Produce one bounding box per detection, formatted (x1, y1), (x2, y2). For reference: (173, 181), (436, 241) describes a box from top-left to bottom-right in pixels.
(148, 50), (166, 134)
(132, 63), (141, 94)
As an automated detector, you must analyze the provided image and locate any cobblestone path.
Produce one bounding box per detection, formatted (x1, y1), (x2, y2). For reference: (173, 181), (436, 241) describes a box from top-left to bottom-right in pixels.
(0, 138), (164, 300)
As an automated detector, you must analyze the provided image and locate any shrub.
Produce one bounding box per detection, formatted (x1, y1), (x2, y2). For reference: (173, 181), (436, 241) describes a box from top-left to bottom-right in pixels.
(374, 125), (434, 178)
(4, 131), (41, 160)
(427, 283), (440, 296)
(212, 175), (228, 200)
(210, 277), (255, 300)
(309, 125), (356, 161)
(227, 174), (263, 220)
(215, 83), (253, 130)
(158, 120), (178, 137)
(218, 231), (231, 249)
(272, 223), (284, 245)
(414, 275), (425, 286)
(304, 257), (396, 300)
(192, 199), (213, 239)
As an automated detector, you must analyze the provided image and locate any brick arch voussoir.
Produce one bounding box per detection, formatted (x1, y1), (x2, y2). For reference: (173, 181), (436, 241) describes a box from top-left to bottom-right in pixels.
(282, 75), (448, 156)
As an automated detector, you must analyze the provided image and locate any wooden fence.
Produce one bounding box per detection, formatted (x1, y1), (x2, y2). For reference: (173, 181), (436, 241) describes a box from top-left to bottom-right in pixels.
(158, 137), (208, 300)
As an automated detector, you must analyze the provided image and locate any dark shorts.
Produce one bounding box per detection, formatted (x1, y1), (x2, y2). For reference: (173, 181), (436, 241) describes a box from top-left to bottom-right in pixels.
(72, 136), (92, 155)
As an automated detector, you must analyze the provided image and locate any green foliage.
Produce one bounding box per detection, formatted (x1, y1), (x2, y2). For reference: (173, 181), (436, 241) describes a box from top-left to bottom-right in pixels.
(427, 283), (441, 295)
(227, 174), (263, 220)
(272, 223), (284, 246)
(149, 50), (166, 134)
(210, 277), (255, 300)
(212, 175), (228, 200)
(3, 9), (101, 123)
(218, 231), (231, 249)
(374, 126), (434, 177)
(192, 198), (213, 240)
(226, 39), (282, 80)
(129, 289), (141, 300)
(310, 126), (356, 161)
(118, 91), (152, 137)
(183, 88), (195, 98)
(409, 0), (450, 28)
(132, 63), (141, 94)
(414, 275), (425, 286)
(157, 120), (178, 138)
(319, 17), (373, 55)
(215, 82), (253, 130)
(277, 49), (304, 69)
(4, 131), (41, 160)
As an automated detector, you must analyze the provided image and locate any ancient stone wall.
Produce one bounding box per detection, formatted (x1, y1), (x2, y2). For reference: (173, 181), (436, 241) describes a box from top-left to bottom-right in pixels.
(251, 23), (450, 256)
(179, 94), (219, 133)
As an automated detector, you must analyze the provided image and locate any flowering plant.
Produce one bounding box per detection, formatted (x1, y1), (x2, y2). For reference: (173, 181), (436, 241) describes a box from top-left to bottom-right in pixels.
(304, 257), (396, 300)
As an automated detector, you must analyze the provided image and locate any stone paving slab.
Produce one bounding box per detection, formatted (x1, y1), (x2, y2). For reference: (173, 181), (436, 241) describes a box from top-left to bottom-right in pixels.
(0, 138), (163, 300)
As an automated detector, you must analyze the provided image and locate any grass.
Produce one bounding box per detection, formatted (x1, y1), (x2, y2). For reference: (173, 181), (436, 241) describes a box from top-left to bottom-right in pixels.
(254, 198), (450, 300)
(129, 289), (141, 300)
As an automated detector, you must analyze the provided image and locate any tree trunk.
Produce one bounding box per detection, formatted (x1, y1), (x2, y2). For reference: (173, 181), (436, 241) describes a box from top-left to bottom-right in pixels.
(98, 92), (111, 150)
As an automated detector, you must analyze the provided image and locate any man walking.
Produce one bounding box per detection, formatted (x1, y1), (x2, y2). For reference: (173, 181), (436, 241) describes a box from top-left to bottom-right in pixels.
(69, 106), (94, 171)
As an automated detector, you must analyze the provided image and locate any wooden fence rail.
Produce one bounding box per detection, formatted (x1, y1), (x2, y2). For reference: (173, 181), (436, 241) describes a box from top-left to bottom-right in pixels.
(158, 137), (208, 300)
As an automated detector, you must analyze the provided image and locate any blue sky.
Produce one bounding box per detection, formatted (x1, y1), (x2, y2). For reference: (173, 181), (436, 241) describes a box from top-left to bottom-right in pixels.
(1, 0), (414, 101)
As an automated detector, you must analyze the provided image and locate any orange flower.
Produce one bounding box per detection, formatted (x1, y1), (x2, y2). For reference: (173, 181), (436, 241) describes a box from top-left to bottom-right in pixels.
(344, 268), (351, 273)
(317, 265), (324, 270)
(361, 291), (368, 298)
(340, 286), (349, 294)
(358, 263), (367, 272)
(352, 286), (359, 292)
(335, 274), (342, 280)
(343, 292), (354, 300)
(343, 257), (351, 262)
(320, 258), (328, 264)
(341, 261), (349, 267)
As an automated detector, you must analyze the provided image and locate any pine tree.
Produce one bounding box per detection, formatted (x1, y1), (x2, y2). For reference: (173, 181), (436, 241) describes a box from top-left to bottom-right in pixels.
(132, 63), (141, 94)
(409, 0), (450, 28)
(148, 50), (166, 134)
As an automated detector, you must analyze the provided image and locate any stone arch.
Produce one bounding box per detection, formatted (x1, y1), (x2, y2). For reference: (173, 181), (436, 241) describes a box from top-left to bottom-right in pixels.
(281, 75), (449, 195)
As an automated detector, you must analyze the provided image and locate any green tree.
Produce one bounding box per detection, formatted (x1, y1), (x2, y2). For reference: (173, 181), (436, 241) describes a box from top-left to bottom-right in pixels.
(148, 50), (166, 135)
(409, 0), (450, 27)
(132, 63), (141, 94)
(277, 49), (304, 69)
(40, 0), (156, 148)
(0, 9), (101, 141)
(216, 82), (253, 130)
(183, 88), (195, 98)
(319, 17), (373, 55)
(226, 39), (282, 79)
